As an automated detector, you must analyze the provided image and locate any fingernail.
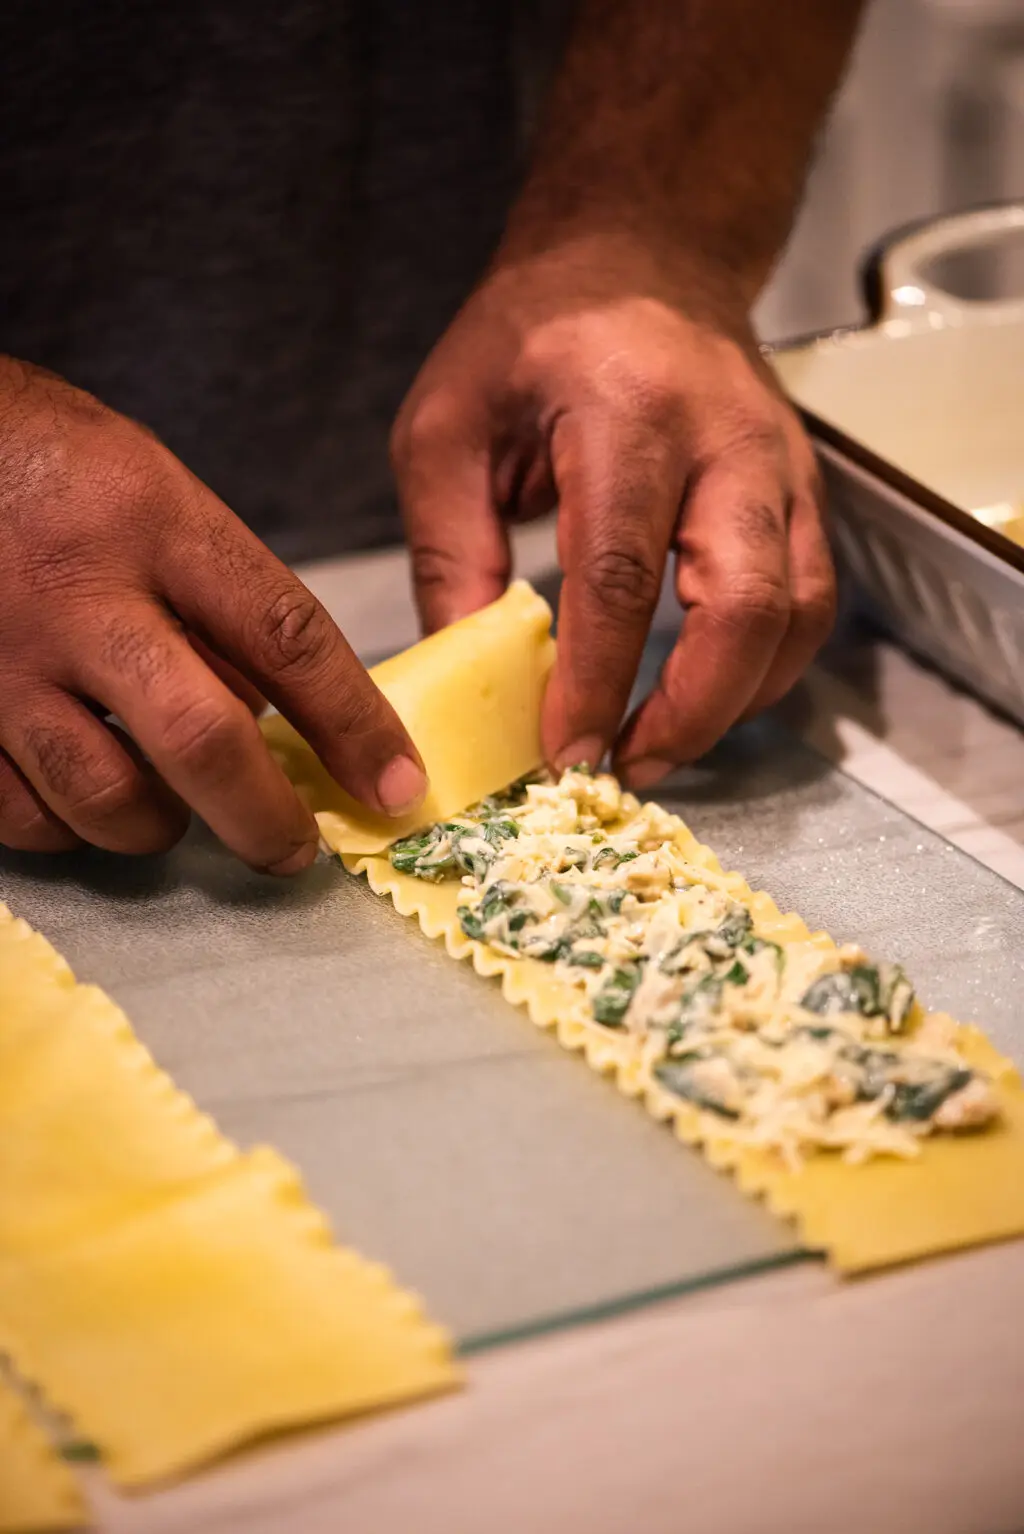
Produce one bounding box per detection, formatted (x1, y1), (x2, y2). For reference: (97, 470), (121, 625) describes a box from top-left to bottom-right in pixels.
(264, 840), (319, 877)
(376, 753), (428, 816)
(555, 736), (605, 773)
(620, 757), (674, 791)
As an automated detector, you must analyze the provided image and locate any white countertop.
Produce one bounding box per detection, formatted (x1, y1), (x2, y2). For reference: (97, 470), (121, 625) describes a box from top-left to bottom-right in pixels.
(83, 528), (1024, 1534)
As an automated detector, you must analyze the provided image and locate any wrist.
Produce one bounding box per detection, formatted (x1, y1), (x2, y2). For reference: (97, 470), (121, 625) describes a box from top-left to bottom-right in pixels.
(488, 225), (758, 338)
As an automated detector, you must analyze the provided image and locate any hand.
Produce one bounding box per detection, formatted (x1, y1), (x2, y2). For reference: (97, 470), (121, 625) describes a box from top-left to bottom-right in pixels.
(391, 236), (835, 786)
(0, 359), (425, 868)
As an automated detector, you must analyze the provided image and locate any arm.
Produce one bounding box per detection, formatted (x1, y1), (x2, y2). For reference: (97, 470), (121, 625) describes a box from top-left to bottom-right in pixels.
(393, 0), (866, 782)
(502, 0), (865, 305)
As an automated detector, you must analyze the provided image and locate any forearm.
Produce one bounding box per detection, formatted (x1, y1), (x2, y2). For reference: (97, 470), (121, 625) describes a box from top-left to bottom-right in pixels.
(500, 0), (866, 304)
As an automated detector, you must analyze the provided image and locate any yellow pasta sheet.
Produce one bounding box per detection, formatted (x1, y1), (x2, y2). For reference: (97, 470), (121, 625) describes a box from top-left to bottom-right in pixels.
(347, 851), (1024, 1271)
(278, 580), (1024, 1271)
(0, 907), (457, 1490)
(0, 1378), (85, 1533)
(262, 579), (555, 854)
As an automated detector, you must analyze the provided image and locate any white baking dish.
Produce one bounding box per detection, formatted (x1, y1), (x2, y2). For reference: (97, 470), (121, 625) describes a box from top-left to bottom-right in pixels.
(770, 203), (1024, 726)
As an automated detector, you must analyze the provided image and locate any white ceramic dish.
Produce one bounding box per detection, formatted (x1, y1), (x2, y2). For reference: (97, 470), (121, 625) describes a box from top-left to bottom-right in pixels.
(771, 203), (1024, 726)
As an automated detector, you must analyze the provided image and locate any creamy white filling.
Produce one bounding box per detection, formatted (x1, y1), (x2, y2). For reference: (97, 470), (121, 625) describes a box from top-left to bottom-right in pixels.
(398, 769), (999, 1161)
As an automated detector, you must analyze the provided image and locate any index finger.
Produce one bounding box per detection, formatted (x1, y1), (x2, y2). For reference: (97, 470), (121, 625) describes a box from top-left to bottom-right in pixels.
(391, 388), (511, 635)
(76, 602), (321, 874)
(541, 409), (681, 770)
(161, 488), (427, 818)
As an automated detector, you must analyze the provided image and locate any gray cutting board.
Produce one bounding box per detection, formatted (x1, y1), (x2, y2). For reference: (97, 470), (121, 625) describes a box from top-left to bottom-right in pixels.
(3, 717), (1024, 1348)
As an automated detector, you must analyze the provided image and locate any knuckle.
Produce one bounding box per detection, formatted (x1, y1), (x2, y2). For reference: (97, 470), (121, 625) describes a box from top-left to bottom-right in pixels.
(793, 573), (838, 646)
(700, 409), (786, 469)
(803, 459), (827, 515)
(20, 721), (141, 828)
(714, 573), (791, 636)
(626, 368), (681, 434)
(62, 765), (145, 827)
(590, 355), (681, 434)
(0, 806), (71, 852)
(391, 389), (463, 466)
(98, 614), (180, 696)
(409, 541), (461, 594)
(733, 419), (786, 463)
(22, 721), (92, 800)
(0, 765), (56, 849)
(158, 694), (251, 781)
(388, 408), (413, 470)
(731, 499), (784, 549)
(255, 587), (336, 677)
(335, 682), (389, 747)
(583, 544), (662, 622)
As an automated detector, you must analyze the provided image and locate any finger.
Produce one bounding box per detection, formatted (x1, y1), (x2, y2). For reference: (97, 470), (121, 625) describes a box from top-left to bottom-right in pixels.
(742, 470), (836, 717)
(0, 745), (81, 853)
(161, 495), (427, 817)
(74, 604), (320, 873)
(614, 459), (791, 785)
(187, 633), (267, 717)
(3, 689), (189, 854)
(391, 388), (511, 632)
(494, 438), (557, 525)
(541, 408), (681, 771)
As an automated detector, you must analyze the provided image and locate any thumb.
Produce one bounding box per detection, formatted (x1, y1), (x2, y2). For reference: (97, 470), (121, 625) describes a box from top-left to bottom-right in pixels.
(391, 389), (510, 634)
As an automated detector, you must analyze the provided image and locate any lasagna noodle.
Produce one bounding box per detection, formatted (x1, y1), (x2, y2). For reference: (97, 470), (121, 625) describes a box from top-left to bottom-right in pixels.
(0, 907), (457, 1490)
(262, 579), (556, 855)
(277, 580), (1024, 1270)
(345, 850), (1024, 1271)
(0, 1378), (86, 1533)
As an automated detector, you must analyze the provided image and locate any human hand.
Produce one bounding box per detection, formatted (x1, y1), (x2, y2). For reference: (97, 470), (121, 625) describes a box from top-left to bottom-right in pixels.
(391, 236), (835, 787)
(0, 359), (425, 867)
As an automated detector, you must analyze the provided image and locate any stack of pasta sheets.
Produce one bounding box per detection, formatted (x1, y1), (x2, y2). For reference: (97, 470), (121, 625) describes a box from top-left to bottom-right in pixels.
(0, 905), (457, 1529)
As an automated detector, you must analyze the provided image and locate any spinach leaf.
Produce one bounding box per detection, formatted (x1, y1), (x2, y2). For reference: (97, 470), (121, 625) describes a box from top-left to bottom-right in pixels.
(654, 1057), (741, 1119)
(389, 829), (437, 875)
(458, 882), (523, 943)
(592, 847), (639, 871)
(484, 818), (519, 846)
(566, 948), (605, 970)
(800, 967), (880, 1018)
(703, 906), (753, 959)
(476, 773), (539, 814)
(527, 934), (573, 963)
(886, 1068), (973, 1122)
(801, 961), (915, 1026)
(459, 908), (485, 942)
(389, 823), (461, 878)
(848, 1046), (972, 1122)
(797, 1023), (846, 1044)
(592, 961), (644, 1027)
